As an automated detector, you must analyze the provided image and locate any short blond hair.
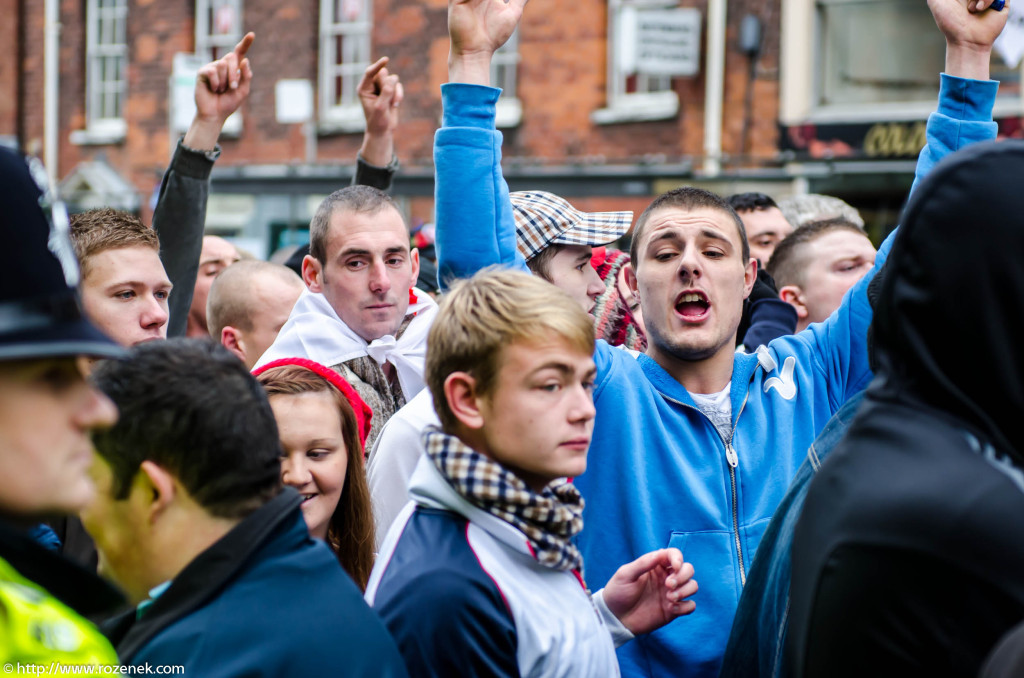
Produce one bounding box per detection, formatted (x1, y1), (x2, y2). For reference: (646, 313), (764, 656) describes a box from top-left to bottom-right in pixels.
(426, 268), (595, 431)
(69, 208), (159, 278)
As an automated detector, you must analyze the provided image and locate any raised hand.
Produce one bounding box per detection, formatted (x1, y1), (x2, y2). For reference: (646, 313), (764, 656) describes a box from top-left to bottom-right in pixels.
(185, 32), (255, 150)
(602, 548), (699, 636)
(928, 0), (1008, 79)
(358, 57), (404, 167)
(448, 0), (528, 85)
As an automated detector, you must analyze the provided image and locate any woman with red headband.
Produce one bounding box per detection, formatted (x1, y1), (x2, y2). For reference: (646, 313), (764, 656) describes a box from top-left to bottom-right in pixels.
(254, 358), (375, 590)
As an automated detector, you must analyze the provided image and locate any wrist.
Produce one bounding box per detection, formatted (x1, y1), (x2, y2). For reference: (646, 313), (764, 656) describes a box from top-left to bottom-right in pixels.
(945, 42), (992, 81)
(359, 133), (395, 168)
(183, 116), (226, 151)
(448, 51), (493, 86)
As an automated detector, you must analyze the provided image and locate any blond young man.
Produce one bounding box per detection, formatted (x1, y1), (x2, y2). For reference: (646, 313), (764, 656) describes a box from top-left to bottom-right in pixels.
(71, 209), (173, 347)
(366, 269), (697, 677)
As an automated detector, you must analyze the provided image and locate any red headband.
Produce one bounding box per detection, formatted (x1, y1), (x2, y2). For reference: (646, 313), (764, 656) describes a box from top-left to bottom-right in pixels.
(253, 357), (373, 449)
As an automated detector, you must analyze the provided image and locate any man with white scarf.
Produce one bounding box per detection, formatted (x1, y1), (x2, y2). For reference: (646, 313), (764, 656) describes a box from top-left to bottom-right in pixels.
(256, 185), (437, 446)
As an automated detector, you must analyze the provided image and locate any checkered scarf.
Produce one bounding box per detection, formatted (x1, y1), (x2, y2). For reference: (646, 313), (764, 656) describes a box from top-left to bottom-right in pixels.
(423, 427), (585, 573)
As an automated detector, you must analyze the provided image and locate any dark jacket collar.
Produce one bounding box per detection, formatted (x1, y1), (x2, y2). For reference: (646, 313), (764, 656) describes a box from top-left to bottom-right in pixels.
(108, 489), (303, 661)
(0, 518), (125, 620)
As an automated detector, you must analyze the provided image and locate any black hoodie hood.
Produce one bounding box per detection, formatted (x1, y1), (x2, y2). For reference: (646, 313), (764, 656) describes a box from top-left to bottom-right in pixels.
(871, 139), (1024, 465)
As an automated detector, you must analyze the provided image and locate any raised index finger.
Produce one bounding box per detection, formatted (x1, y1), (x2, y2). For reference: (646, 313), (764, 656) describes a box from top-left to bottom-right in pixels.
(233, 32), (255, 60)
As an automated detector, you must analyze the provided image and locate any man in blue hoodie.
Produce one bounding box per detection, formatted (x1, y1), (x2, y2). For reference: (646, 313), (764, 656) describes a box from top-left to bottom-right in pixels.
(433, 0), (1003, 675)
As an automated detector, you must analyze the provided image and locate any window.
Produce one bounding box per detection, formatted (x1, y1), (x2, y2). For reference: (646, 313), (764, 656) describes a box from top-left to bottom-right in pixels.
(592, 0), (682, 125)
(195, 0), (243, 62)
(85, 0), (128, 139)
(782, 0), (1022, 123)
(492, 29), (522, 127)
(319, 0), (373, 132)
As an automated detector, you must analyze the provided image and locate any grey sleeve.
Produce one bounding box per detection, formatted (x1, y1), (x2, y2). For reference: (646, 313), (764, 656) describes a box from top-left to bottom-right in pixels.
(152, 139), (219, 338)
(352, 153), (397, 191)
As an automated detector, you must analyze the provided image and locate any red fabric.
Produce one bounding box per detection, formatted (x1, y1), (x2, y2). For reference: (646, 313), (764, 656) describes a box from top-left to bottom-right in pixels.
(252, 357), (373, 448)
(408, 287), (417, 305)
(590, 246), (608, 269)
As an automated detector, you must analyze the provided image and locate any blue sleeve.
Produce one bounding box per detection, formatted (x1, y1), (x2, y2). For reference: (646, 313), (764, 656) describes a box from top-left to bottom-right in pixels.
(795, 73), (998, 405)
(434, 83), (528, 290)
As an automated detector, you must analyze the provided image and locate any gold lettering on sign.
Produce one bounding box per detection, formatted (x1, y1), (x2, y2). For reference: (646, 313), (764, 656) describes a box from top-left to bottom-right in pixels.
(864, 122), (927, 158)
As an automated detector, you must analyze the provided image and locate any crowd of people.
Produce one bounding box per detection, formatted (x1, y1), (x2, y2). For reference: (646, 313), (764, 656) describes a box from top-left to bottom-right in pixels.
(2, 0), (1024, 676)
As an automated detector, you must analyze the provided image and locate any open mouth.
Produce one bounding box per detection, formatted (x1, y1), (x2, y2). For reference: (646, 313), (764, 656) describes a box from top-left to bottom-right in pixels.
(300, 493), (317, 504)
(675, 291), (710, 321)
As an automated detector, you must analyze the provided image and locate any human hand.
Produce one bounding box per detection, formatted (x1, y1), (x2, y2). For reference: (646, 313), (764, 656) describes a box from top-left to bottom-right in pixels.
(185, 32), (254, 150)
(928, 0), (1008, 79)
(358, 57), (403, 166)
(602, 548), (698, 636)
(448, 0), (527, 84)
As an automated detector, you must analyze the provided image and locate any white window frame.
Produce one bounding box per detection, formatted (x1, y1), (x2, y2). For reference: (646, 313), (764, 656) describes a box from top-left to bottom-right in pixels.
(319, 0), (373, 132)
(492, 29), (522, 128)
(80, 0), (128, 143)
(195, 0), (243, 62)
(780, 0), (1024, 124)
(592, 0), (680, 125)
(194, 0), (244, 135)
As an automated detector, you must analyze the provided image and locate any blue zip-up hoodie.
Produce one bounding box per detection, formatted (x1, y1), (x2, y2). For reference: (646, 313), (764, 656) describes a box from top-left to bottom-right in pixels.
(433, 75), (997, 678)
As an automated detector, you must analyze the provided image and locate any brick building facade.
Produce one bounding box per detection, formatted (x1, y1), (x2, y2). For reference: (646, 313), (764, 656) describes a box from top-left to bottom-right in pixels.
(4, 0), (990, 255)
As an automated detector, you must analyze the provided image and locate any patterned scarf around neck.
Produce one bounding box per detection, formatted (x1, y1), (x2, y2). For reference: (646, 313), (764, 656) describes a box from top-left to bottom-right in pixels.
(423, 427), (585, 573)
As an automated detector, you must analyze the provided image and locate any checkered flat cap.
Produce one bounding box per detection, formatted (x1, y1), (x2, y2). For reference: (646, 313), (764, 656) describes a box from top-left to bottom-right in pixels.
(511, 191), (633, 261)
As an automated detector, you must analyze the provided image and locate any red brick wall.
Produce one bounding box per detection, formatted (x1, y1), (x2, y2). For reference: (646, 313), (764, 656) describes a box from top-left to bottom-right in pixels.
(11, 0), (783, 223)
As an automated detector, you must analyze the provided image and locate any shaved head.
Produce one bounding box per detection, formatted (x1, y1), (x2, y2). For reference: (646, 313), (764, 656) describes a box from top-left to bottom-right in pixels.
(208, 261), (305, 368)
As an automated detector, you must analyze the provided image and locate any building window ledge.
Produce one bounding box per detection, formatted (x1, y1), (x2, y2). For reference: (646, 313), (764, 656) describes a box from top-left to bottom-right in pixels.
(317, 106), (366, 135)
(496, 97), (522, 129)
(591, 91), (679, 125)
(70, 121), (127, 146)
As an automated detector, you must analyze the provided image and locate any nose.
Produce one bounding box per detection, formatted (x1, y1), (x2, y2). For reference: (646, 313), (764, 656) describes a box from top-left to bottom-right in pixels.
(677, 247), (702, 280)
(585, 266), (604, 301)
(281, 454), (312, 488)
(368, 259), (392, 295)
(569, 383), (597, 424)
(140, 294), (169, 331)
(76, 387), (118, 431)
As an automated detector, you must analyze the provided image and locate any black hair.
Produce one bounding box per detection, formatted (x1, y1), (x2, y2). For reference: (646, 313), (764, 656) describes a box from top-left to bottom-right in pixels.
(90, 339), (283, 519)
(726, 192), (779, 214)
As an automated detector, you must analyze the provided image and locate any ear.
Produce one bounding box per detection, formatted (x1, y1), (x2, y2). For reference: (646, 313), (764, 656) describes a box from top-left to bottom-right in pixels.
(443, 371), (485, 431)
(220, 326), (247, 363)
(779, 285), (810, 321)
(624, 261), (639, 298)
(409, 248), (420, 288)
(136, 461), (177, 524)
(742, 257), (758, 298)
(301, 254), (323, 293)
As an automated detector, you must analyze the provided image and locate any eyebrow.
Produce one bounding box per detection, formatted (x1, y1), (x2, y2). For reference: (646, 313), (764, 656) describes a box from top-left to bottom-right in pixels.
(648, 228), (733, 248)
(104, 279), (173, 291)
(339, 246), (407, 258)
(200, 256), (238, 267)
(529, 361), (598, 378)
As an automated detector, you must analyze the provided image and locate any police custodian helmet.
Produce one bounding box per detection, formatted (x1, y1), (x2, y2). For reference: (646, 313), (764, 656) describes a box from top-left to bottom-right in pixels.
(0, 147), (122, 361)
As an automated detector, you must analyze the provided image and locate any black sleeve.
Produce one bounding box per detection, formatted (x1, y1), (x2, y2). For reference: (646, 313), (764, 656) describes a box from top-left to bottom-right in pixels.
(152, 140), (218, 338)
(738, 267), (797, 349)
(376, 568), (518, 678)
(796, 544), (1024, 678)
(352, 153), (397, 191)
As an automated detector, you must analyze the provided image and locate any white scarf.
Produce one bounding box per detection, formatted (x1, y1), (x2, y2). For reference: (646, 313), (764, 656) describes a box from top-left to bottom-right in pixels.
(255, 288), (438, 401)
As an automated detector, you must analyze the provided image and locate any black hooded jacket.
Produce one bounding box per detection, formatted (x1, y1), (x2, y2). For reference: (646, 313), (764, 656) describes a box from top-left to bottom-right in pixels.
(788, 140), (1024, 678)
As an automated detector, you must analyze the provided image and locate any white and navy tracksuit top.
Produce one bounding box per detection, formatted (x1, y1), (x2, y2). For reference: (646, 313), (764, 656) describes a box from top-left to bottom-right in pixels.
(365, 455), (633, 677)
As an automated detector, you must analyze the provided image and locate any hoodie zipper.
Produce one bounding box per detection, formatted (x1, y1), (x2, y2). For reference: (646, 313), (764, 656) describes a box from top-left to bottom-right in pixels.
(664, 383), (752, 586)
